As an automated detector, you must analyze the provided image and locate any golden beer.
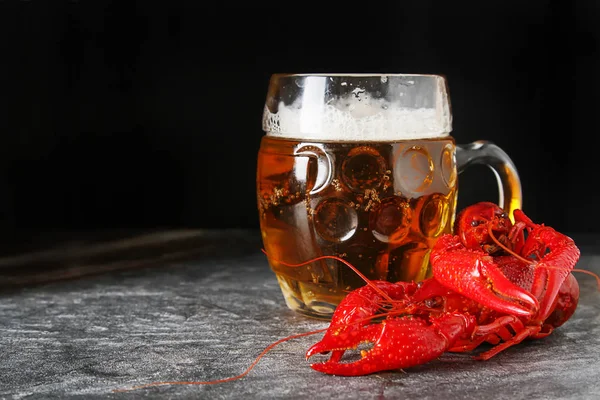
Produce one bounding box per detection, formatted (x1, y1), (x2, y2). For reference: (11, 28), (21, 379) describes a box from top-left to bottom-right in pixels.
(257, 136), (458, 317)
(258, 74), (521, 319)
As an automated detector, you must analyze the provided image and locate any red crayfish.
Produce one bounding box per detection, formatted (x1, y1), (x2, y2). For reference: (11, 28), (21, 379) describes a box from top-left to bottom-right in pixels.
(305, 201), (582, 376)
(117, 201), (589, 391)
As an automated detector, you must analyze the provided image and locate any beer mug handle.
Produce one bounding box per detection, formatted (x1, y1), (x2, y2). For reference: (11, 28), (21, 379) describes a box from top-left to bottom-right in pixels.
(456, 140), (523, 218)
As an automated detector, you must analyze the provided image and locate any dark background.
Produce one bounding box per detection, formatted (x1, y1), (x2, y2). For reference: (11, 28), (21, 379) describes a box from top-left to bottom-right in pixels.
(1, 1), (599, 254)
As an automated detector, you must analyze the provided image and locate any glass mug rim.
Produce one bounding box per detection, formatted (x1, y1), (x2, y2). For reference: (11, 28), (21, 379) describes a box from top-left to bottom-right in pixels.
(262, 72), (452, 141)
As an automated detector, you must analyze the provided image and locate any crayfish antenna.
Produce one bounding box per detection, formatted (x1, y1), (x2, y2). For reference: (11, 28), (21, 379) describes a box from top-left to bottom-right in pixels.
(114, 250), (413, 392)
(542, 266), (600, 292)
(112, 328), (328, 392)
(487, 224), (531, 265)
(575, 268), (600, 291)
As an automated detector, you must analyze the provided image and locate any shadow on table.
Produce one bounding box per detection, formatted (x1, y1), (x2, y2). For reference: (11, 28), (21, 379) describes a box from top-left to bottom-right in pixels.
(0, 229), (262, 292)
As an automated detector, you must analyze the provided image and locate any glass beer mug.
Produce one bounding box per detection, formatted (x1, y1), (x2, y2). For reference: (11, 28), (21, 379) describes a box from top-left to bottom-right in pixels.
(257, 74), (521, 319)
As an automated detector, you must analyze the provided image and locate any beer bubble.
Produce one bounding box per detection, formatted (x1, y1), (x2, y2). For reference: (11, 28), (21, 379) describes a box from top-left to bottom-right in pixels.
(314, 198), (358, 243)
(351, 87), (366, 98)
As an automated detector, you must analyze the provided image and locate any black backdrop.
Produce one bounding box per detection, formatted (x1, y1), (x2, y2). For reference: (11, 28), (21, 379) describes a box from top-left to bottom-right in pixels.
(2, 1), (599, 247)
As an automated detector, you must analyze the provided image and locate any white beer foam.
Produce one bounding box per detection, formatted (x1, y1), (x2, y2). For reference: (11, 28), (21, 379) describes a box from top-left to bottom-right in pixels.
(263, 94), (451, 141)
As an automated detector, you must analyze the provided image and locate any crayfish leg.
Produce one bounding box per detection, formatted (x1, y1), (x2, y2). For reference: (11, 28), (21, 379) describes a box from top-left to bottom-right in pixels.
(474, 325), (541, 361)
(449, 334), (498, 353)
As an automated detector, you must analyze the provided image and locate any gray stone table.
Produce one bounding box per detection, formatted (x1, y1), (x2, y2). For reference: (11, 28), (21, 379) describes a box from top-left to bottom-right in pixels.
(1, 230), (599, 399)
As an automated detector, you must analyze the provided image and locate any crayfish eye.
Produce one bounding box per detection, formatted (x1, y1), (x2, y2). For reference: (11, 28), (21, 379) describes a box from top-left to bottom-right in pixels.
(500, 212), (508, 219)
(471, 220), (480, 227)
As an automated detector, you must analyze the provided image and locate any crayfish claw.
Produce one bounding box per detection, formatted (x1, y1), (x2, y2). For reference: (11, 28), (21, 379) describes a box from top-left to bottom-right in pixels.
(305, 342), (334, 360)
(431, 235), (539, 317)
(305, 203), (583, 377)
(479, 258), (540, 316)
(306, 323), (381, 362)
(305, 279), (416, 368)
(307, 314), (476, 376)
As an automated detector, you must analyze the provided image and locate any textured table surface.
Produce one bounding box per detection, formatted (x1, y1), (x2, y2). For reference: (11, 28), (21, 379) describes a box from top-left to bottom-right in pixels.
(1, 230), (599, 400)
